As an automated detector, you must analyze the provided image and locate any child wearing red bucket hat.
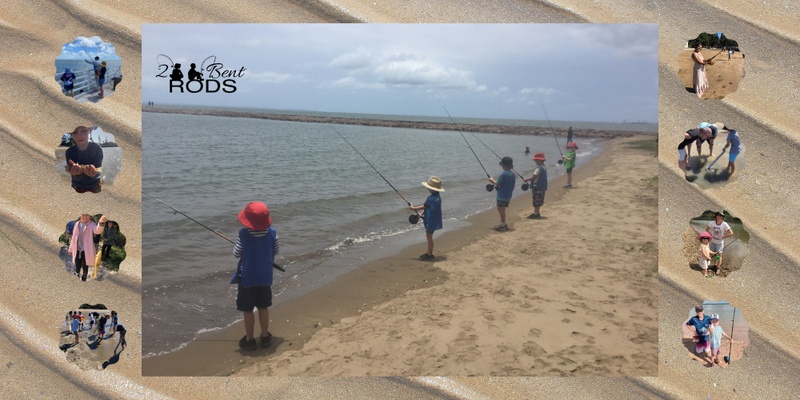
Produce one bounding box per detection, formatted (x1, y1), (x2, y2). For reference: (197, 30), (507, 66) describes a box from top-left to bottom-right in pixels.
(562, 142), (578, 189)
(230, 201), (279, 350)
(698, 231), (716, 278)
(523, 152), (548, 219)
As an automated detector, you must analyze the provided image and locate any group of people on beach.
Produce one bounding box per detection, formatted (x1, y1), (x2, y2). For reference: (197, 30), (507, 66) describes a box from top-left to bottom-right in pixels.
(64, 213), (117, 280)
(227, 130), (580, 351)
(66, 310), (126, 350)
(686, 305), (740, 367)
(697, 211), (735, 278)
(677, 122), (742, 177)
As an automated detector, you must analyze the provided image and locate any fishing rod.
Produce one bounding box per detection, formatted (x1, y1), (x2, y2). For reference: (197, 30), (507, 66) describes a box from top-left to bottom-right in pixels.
(724, 307), (736, 364)
(468, 132), (529, 191)
(440, 106), (495, 192)
(330, 126), (422, 224)
(143, 191), (285, 272)
(540, 103), (564, 165)
(706, 49), (726, 65)
(706, 149), (727, 171)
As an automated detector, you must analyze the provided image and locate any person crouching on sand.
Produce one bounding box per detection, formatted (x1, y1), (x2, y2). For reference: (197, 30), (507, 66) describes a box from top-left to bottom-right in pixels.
(698, 231), (716, 278)
(562, 142), (577, 189)
(488, 157), (515, 231)
(409, 176), (445, 261)
(523, 152), (548, 219)
(678, 127), (712, 171)
(231, 202), (278, 351)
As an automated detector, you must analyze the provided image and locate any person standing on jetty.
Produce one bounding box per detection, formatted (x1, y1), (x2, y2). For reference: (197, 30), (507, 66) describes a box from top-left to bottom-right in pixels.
(706, 212), (733, 269)
(68, 214), (106, 281)
(488, 157), (515, 231)
(687, 305), (713, 364)
(567, 126), (573, 145)
(562, 142), (578, 188)
(721, 128), (743, 177)
(230, 202), (278, 351)
(692, 43), (710, 98)
(97, 61), (107, 98)
(85, 56), (101, 89)
(523, 152), (548, 219)
(65, 126), (103, 193)
(409, 177), (445, 261)
(60, 67), (75, 97)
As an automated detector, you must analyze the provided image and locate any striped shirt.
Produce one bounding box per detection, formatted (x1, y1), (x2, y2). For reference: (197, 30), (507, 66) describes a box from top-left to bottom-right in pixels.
(233, 229), (279, 257)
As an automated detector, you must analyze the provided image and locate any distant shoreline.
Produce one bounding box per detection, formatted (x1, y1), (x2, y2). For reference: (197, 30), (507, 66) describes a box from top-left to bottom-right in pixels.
(142, 106), (651, 139)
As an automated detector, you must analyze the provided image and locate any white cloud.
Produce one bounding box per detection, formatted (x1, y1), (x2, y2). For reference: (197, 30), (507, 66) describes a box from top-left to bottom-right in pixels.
(330, 47), (374, 70)
(519, 87), (556, 96)
(328, 76), (385, 90)
(247, 71), (293, 84)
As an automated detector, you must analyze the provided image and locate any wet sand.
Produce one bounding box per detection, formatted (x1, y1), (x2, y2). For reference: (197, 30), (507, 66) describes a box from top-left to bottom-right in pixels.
(2, 0), (799, 399)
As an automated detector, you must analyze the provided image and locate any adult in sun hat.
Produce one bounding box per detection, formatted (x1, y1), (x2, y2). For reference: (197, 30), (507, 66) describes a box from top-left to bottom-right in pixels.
(562, 142), (578, 189)
(409, 176), (444, 261)
(697, 231), (716, 278)
(686, 305), (713, 364)
(523, 152), (548, 219)
(705, 211), (733, 270)
(230, 201), (279, 351)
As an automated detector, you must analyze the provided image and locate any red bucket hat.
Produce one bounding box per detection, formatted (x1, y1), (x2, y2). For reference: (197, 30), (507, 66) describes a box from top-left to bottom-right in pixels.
(567, 142), (579, 149)
(238, 202), (272, 231)
(532, 152), (546, 161)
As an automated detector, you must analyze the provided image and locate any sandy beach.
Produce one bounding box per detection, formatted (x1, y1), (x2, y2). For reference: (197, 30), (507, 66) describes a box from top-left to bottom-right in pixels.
(2, 0), (800, 399)
(677, 48), (745, 100)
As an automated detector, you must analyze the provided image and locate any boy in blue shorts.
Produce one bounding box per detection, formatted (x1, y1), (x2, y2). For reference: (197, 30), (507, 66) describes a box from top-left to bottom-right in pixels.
(721, 128), (743, 177)
(410, 177), (444, 261)
(230, 202), (279, 351)
(488, 157), (515, 231)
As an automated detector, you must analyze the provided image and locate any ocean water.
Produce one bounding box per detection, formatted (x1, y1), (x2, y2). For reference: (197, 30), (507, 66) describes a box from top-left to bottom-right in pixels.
(142, 111), (602, 356)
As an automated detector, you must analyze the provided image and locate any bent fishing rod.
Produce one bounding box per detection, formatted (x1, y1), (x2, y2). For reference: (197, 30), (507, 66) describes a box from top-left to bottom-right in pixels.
(143, 191), (285, 272)
(467, 132), (530, 191)
(330, 126), (422, 224)
(441, 106), (494, 192)
(540, 103), (565, 165)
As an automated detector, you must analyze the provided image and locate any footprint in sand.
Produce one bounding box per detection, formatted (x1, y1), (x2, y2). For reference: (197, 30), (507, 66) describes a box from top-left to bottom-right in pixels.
(529, 328), (542, 338)
(571, 331), (597, 344)
(560, 290), (585, 301)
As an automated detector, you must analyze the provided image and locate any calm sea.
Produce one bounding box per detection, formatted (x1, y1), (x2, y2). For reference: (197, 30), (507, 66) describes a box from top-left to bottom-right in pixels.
(142, 111), (603, 356)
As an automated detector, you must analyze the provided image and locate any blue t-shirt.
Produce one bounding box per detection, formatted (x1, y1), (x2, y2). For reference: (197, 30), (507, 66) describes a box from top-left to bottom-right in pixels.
(231, 227), (277, 287)
(423, 192), (443, 231)
(532, 165), (548, 191)
(710, 325), (724, 349)
(496, 169), (516, 202)
(71, 318), (80, 332)
(65, 143), (103, 191)
(687, 315), (712, 342)
(726, 130), (742, 154)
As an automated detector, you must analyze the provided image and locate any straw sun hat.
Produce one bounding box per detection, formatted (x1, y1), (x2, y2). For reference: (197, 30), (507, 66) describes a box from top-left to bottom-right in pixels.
(421, 176), (445, 192)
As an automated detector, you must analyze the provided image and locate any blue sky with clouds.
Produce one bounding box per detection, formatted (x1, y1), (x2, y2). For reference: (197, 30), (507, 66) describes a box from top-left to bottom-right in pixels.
(143, 24), (657, 123)
(57, 36), (121, 61)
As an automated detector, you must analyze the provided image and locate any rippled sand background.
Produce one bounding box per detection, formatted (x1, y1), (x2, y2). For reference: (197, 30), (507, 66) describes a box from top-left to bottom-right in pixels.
(1, 0), (798, 398)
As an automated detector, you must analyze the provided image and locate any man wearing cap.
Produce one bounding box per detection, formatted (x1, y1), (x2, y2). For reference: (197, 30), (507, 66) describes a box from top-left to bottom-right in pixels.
(686, 305), (713, 363)
(706, 212), (733, 269)
(562, 142), (578, 189)
(231, 202), (279, 351)
(488, 156), (515, 231)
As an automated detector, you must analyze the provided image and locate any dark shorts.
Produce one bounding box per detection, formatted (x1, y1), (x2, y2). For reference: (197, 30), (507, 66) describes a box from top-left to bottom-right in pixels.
(425, 228), (436, 235)
(566, 167), (573, 173)
(697, 137), (714, 144)
(532, 190), (546, 207)
(237, 284), (273, 311)
(496, 200), (510, 208)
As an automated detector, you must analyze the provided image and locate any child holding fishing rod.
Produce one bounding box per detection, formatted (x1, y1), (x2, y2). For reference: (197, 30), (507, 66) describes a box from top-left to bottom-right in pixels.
(409, 177), (445, 261)
(698, 231), (717, 278)
(562, 142), (578, 189)
(523, 152), (548, 219)
(488, 157), (515, 232)
(231, 202), (279, 351)
(709, 314), (739, 367)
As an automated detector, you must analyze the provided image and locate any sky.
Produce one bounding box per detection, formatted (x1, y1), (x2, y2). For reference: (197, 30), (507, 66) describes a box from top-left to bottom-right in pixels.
(57, 36), (121, 61)
(142, 24), (657, 123)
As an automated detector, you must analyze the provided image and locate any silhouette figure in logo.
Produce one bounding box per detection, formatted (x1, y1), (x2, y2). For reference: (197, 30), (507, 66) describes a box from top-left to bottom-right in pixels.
(188, 63), (203, 81)
(170, 63), (184, 81)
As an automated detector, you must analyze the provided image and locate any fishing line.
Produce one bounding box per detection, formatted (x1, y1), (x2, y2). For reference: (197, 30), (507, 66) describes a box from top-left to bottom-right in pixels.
(143, 191), (285, 271)
(706, 149), (727, 171)
(724, 307), (736, 364)
(441, 106), (495, 192)
(467, 132), (529, 191)
(330, 126), (422, 224)
(540, 103), (565, 165)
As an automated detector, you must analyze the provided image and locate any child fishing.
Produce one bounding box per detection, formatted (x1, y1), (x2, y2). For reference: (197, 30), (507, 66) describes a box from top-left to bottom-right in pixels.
(709, 314), (737, 367)
(488, 157), (515, 231)
(698, 231), (716, 278)
(231, 202), (278, 351)
(562, 142), (577, 189)
(523, 152), (548, 219)
(721, 127), (743, 177)
(409, 177), (444, 261)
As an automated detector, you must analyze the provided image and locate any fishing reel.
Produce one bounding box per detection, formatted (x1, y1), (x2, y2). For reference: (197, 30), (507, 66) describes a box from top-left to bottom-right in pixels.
(408, 214), (420, 224)
(486, 183), (495, 192)
(557, 159), (564, 165)
(521, 183), (529, 191)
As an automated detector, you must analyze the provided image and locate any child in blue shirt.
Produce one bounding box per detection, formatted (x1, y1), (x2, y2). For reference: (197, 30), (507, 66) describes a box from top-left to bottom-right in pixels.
(721, 128), (743, 177)
(488, 157), (515, 231)
(410, 177), (444, 261)
(230, 202), (279, 351)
